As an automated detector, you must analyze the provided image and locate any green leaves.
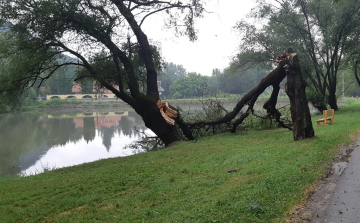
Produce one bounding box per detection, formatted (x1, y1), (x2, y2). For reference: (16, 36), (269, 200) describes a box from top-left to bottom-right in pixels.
(0, 0), (206, 103)
(237, 0), (360, 110)
(170, 72), (208, 99)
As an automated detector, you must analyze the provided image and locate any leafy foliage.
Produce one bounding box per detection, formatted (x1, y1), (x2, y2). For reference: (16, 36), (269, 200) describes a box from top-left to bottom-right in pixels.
(157, 62), (187, 98)
(169, 72), (208, 98)
(0, 0), (207, 144)
(219, 68), (270, 95)
(0, 0), (205, 99)
(237, 0), (360, 110)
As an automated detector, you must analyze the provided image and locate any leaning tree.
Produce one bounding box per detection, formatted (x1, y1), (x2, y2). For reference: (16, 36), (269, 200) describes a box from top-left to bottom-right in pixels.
(0, 0), (206, 145)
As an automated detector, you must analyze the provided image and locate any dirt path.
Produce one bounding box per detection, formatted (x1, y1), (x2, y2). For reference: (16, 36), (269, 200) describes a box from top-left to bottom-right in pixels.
(290, 136), (360, 222)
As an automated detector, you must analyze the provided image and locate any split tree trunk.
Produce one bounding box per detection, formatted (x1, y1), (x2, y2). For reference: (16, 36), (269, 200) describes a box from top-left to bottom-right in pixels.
(134, 98), (194, 146)
(283, 53), (314, 140)
(137, 51), (314, 145)
(134, 99), (182, 146)
(187, 51), (315, 141)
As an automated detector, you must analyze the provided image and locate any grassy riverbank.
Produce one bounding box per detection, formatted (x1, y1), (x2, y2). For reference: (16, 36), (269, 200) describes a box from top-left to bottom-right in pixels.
(1, 105), (360, 222)
(21, 99), (132, 111)
(20, 96), (287, 112)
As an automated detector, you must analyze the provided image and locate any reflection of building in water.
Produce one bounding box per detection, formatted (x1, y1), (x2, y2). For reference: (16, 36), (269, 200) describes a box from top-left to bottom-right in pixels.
(46, 110), (146, 149)
(72, 116), (122, 129)
(73, 118), (84, 128)
(0, 111), (150, 177)
(95, 116), (122, 129)
(72, 112), (126, 129)
(48, 111), (128, 119)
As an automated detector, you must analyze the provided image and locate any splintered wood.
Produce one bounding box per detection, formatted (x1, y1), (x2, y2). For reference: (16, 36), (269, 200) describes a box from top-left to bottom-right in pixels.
(157, 100), (178, 125)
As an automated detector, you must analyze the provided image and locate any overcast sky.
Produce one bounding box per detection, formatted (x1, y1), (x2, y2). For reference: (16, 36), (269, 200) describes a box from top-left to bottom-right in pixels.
(143, 1), (256, 76)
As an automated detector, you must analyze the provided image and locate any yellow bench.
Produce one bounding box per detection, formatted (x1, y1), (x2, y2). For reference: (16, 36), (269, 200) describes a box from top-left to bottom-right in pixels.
(316, 109), (335, 126)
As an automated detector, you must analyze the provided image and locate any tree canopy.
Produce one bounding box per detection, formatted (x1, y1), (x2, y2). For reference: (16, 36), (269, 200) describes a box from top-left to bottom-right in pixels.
(170, 72), (207, 98)
(0, 0), (206, 145)
(236, 0), (360, 112)
(157, 62), (187, 98)
(0, 0), (316, 144)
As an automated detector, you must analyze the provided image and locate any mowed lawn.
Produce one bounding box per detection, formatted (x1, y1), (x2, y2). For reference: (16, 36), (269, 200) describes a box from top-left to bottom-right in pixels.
(1, 105), (360, 222)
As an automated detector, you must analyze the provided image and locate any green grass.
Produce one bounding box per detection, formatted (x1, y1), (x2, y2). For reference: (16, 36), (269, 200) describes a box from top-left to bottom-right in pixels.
(344, 97), (360, 106)
(20, 95), (291, 112)
(1, 105), (360, 222)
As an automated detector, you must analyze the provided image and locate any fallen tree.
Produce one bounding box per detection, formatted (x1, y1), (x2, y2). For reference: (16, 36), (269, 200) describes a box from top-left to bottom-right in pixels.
(183, 50), (314, 141)
(1, 0), (314, 145)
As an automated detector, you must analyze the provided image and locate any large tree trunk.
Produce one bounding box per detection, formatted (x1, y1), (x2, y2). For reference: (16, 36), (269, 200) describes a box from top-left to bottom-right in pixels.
(134, 98), (193, 146)
(143, 114), (183, 146)
(121, 51), (314, 145)
(312, 102), (328, 114)
(355, 63), (360, 87)
(284, 53), (314, 140)
(328, 93), (339, 111)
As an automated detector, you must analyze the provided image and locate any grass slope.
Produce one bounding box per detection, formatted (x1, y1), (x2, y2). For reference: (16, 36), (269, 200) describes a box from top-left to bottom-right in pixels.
(1, 105), (360, 222)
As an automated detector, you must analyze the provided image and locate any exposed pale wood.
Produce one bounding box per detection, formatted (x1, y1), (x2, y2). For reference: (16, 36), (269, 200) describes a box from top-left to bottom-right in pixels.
(157, 100), (178, 125)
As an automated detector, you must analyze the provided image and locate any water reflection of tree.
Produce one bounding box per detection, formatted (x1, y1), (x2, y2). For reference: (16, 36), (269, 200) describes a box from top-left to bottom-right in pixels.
(116, 111), (147, 138)
(83, 117), (95, 143)
(0, 113), (85, 177)
(118, 116), (133, 137)
(100, 127), (114, 151)
(47, 118), (81, 146)
(0, 113), (36, 176)
(0, 111), (149, 177)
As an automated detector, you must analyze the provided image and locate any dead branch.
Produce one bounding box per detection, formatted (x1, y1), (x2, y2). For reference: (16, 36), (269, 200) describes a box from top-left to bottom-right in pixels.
(230, 94), (258, 132)
(186, 60), (287, 132)
(263, 84), (292, 130)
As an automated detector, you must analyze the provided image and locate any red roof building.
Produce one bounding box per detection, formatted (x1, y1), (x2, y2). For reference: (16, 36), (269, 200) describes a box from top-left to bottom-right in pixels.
(71, 84), (82, 94)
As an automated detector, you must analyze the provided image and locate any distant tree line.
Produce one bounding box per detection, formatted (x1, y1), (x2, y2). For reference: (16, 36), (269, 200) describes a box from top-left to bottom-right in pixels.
(157, 62), (270, 99)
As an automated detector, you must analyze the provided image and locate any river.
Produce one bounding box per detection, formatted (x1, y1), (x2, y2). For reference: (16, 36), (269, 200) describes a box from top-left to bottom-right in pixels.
(0, 99), (322, 178)
(0, 110), (154, 178)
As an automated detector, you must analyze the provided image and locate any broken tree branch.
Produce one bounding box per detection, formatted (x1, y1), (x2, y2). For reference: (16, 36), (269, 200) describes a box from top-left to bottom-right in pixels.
(187, 61), (287, 132)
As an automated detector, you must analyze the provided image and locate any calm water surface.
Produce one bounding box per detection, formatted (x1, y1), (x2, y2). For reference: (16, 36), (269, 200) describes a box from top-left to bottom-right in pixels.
(0, 110), (153, 177)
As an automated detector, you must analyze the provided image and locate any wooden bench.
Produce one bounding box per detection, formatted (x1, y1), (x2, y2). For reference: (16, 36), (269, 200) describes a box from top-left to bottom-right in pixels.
(316, 109), (335, 126)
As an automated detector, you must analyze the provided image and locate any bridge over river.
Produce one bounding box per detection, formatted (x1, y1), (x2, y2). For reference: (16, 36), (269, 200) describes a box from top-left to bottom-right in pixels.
(46, 93), (117, 100)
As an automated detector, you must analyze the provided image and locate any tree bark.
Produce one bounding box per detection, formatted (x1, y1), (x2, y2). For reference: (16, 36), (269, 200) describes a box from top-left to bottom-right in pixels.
(328, 94), (338, 111)
(328, 76), (338, 111)
(263, 85), (292, 130)
(355, 64), (360, 87)
(284, 53), (314, 140)
(312, 103), (328, 114)
(134, 98), (185, 146)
